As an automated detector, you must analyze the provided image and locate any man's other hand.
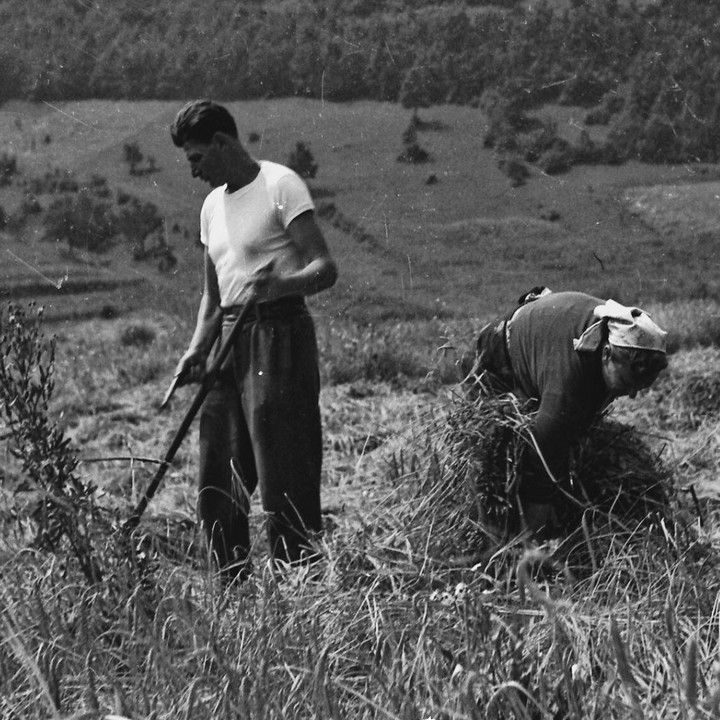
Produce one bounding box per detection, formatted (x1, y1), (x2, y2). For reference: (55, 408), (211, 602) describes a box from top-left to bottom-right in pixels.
(247, 260), (280, 303)
(174, 349), (207, 386)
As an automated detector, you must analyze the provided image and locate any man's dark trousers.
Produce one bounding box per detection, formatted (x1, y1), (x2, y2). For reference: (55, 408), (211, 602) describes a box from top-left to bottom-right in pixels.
(198, 298), (322, 576)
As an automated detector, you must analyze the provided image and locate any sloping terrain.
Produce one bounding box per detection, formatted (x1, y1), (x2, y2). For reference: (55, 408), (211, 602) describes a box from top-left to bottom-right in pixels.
(2, 98), (718, 326)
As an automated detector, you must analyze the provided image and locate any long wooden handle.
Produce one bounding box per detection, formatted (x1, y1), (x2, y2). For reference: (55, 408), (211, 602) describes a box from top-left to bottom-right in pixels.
(123, 301), (255, 532)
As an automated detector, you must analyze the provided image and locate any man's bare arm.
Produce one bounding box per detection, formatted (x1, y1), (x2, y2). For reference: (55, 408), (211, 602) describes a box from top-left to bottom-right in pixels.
(250, 211), (337, 302)
(175, 248), (222, 385)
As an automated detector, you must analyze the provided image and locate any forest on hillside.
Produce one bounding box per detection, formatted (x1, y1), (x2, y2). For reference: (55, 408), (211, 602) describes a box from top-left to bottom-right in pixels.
(3, 0), (720, 163)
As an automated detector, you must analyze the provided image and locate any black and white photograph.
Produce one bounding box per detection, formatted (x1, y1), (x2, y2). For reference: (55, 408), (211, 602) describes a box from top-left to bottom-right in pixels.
(0, 0), (719, 717)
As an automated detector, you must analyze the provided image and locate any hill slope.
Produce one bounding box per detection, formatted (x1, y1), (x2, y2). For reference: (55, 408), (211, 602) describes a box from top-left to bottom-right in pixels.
(1, 98), (718, 325)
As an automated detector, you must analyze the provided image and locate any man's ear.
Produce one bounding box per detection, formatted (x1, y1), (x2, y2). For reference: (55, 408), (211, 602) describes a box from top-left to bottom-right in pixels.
(211, 131), (232, 147)
(601, 343), (612, 362)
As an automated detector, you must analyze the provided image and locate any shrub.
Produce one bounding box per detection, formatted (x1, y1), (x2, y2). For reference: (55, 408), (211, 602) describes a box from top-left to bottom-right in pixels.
(397, 142), (431, 164)
(119, 322), (156, 347)
(123, 141), (143, 172)
(0, 151), (17, 186)
(28, 169), (80, 195)
(402, 120), (418, 146)
(287, 141), (318, 179)
(397, 119), (432, 164)
(537, 142), (576, 175)
(540, 209), (561, 222)
(498, 157), (529, 187)
(0, 303), (104, 583)
(116, 197), (163, 250)
(248, 131), (261, 143)
(100, 304), (119, 319)
(43, 189), (118, 252)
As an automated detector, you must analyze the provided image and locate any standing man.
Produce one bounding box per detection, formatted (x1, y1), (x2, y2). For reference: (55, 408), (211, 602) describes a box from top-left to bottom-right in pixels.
(465, 290), (668, 534)
(170, 100), (337, 578)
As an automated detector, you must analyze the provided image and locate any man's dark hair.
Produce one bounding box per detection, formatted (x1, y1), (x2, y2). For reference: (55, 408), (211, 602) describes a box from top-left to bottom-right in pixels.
(170, 100), (238, 147)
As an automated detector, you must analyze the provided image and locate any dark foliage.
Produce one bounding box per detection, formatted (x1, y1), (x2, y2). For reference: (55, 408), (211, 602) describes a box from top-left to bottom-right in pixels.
(397, 143), (431, 164)
(398, 117), (432, 164)
(498, 157), (529, 187)
(287, 141), (318, 179)
(0, 152), (18, 186)
(0, 304), (104, 583)
(0, 0), (717, 165)
(43, 190), (117, 252)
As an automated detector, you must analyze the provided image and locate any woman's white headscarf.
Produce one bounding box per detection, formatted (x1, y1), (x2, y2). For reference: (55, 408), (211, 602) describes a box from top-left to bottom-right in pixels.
(573, 299), (667, 352)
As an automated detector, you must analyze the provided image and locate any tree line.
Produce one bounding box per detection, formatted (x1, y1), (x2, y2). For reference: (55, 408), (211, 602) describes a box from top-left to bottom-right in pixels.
(2, 0), (720, 163)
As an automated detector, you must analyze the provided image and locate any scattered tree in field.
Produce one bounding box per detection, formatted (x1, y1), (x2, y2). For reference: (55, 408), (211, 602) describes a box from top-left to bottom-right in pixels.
(287, 141), (318, 179)
(123, 142), (143, 174)
(399, 64), (434, 125)
(123, 142), (160, 176)
(397, 120), (431, 164)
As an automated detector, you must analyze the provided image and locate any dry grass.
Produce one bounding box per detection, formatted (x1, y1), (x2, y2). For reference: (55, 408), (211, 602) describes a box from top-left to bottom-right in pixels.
(1, 306), (720, 718)
(0, 460), (717, 719)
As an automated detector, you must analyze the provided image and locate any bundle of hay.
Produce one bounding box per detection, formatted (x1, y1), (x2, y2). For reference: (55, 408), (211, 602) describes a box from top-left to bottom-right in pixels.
(570, 419), (672, 527)
(387, 392), (674, 563)
(383, 393), (529, 563)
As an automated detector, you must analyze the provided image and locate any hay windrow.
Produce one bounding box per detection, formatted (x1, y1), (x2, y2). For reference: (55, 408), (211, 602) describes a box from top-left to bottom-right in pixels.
(376, 391), (678, 566)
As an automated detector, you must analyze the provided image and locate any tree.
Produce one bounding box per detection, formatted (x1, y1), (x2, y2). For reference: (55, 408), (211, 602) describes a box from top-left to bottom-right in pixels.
(399, 63), (435, 121)
(287, 142), (318, 179)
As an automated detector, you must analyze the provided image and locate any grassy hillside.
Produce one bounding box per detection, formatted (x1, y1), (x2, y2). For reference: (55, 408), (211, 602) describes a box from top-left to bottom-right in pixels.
(1, 98), (718, 328)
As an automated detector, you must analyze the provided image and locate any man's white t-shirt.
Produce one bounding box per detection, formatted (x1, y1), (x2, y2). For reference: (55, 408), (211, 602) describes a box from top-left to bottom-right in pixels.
(199, 160), (315, 307)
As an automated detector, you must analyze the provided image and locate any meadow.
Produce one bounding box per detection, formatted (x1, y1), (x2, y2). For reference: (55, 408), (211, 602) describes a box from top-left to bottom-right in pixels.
(1, 98), (720, 718)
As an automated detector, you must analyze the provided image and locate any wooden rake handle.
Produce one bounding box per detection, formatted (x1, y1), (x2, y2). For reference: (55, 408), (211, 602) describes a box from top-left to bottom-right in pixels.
(123, 300), (256, 533)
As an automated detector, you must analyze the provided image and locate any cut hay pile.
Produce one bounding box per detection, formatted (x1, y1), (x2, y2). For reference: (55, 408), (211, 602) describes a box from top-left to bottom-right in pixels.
(382, 392), (676, 565)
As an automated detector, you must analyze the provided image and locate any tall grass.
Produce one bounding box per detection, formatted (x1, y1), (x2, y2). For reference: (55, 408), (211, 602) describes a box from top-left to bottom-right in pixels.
(1, 304), (719, 718)
(0, 467), (717, 718)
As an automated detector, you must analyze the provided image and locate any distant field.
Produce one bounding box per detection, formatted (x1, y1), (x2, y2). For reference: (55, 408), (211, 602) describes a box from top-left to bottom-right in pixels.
(625, 181), (720, 238)
(0, 98), (718, 324)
